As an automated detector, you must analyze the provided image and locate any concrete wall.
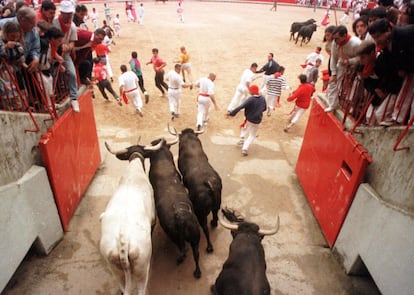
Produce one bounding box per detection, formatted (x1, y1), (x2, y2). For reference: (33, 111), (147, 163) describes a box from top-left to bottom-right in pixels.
(0, 111), (53, 186)
(353, 127), (414, 214)
(334, 183), (414, 295)
(334, 127), (413, 295)
(0, 165), (63, 292)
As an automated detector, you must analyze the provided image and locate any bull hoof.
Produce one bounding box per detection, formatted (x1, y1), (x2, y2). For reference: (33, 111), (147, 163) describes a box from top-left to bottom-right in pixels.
(193, 268), (201, 279)
(206, 245), (214, 253)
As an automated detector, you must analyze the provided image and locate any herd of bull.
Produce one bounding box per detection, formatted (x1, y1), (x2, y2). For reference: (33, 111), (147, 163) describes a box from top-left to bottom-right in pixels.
(99, 126), (280, 295)
(289, 18), (318, 46)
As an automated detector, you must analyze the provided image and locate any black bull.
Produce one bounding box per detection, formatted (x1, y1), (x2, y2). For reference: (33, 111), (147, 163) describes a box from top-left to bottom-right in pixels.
(211, 208), (280, 295)
(177, 128), (222, 253)
(145, 138), (202, 279)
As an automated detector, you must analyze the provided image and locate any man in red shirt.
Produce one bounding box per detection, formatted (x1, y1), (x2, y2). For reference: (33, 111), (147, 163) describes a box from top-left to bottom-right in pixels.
(74, 28), (106, 85)
(284, 74), (315, 132)
(146, 48), (168, 96)
(92, 57), (121, 104)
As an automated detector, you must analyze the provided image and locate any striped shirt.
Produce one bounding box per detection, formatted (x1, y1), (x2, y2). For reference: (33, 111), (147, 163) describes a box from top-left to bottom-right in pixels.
(266, 74), (287, 97)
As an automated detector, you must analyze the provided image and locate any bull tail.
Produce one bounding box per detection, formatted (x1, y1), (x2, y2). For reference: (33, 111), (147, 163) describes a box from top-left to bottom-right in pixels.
(118, 228), (132, 295)
(206, 179), (222, 207)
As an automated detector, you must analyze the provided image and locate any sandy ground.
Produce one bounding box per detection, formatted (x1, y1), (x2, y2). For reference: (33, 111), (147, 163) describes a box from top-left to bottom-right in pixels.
(2, 2), (380, 295)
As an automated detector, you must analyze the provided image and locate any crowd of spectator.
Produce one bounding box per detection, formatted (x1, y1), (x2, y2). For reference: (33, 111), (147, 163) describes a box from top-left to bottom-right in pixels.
(322, 0), (414, 126)
(0, 0), (109, 113)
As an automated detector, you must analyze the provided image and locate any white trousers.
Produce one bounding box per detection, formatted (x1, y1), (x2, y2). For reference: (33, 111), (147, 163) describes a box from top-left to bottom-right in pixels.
(266, 94), (277, 110)
(197, 95), (211, 126)
(168, 88), (181, 114)
(289, 105), (307, 124)
(227, 84), (248, 111)
(240, 121), (260, 151)
(327, 65), (345, 109)
(126, 89), (143, 111)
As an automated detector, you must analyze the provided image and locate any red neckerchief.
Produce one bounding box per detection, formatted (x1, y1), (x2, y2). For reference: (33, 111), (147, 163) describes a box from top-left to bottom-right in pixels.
(58, 15), (71, 34)
(49, 40), (58, 59)
(362, 62), (374, 78)
(338, 34), (351, 47)
(274, 72), (282, 78)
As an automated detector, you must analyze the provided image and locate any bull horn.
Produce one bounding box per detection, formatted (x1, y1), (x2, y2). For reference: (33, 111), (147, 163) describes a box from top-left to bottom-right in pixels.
(218, 209), (238, 231)
(167, 123), (179, 136)
(166, 134), (179, 146)
(258, 215), (280, 236)
(194, 127), (205, 135)
(104, 141), (128, 155)
(137, 136), (141, 145)
(144, 139), (163, 151)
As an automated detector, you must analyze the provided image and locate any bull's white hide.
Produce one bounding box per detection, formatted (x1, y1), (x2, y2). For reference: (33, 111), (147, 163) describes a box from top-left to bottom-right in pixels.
(99, 159), (155, 295)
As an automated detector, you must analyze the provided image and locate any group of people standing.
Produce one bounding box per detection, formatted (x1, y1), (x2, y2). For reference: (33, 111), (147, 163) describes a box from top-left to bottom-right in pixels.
(321, 1), (414, 126)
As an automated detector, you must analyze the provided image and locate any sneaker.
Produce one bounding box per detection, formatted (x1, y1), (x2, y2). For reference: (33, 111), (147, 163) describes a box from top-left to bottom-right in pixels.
(237, 139), (244, 146)
(110, 77), (114, 82)
(71, 100), (80, 113)
(171, 112), (175, 121)
(324, 106), (336, 112)
(241, 149), (248, 156)
(379, 119), (395, 127)
(267, 107), (271, 117)
(137, 109), (143, 117)
(196, 124), (201, 131)
(144, 91), (149, 104)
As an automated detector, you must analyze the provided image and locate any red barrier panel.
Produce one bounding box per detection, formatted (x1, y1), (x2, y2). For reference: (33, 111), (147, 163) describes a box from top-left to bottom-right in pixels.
(38, 92), (101, 231)
(295, 97), (372, 247)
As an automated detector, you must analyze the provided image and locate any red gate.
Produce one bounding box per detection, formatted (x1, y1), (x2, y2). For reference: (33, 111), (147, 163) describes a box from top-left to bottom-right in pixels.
(295, 97), (372, 247)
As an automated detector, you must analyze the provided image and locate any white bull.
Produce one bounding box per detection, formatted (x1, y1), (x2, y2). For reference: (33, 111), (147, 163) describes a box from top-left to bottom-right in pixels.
(100, 141), (160, 295)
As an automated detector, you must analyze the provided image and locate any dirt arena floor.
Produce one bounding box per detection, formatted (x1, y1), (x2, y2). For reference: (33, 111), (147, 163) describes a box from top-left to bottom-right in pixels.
(3, 1), (380, 294)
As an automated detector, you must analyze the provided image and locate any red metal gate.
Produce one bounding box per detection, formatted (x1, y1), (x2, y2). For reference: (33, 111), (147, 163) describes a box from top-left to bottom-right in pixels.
(38, 91), (101, 231)
(295, 97), (372, 247)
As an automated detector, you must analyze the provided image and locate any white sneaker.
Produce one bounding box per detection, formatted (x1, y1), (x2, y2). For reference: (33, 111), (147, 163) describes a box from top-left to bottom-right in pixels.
(237, 139), (244, 146)
(71, 100), (80, 112)
(241, 149), (248, 156)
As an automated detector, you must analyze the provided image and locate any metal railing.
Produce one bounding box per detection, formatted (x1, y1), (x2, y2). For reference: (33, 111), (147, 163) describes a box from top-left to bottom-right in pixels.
(0, 58), (70, 131)
(336, 68), (413, 151)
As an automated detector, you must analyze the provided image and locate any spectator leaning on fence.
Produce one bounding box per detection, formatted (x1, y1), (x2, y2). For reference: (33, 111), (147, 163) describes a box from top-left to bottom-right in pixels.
(369, 18), (414, 125)
(0, 6), (41, 74)
(52, 0), (80, 112)
(325, 25), (361, 112)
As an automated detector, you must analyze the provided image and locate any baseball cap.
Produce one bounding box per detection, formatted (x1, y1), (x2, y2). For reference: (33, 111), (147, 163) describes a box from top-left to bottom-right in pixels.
(249, 85), (259, 95)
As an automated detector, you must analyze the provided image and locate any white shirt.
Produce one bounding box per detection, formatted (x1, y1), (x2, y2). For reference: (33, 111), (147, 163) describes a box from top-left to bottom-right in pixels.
(238, 69), (255, 90)
(305, 52), (324, 66)
(167, 70), (184, 89)
(138, 7), (145, 17)
(196, 77), (214, 95)
(119, 71), (138, 91)
(113, 17), (120, 26)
